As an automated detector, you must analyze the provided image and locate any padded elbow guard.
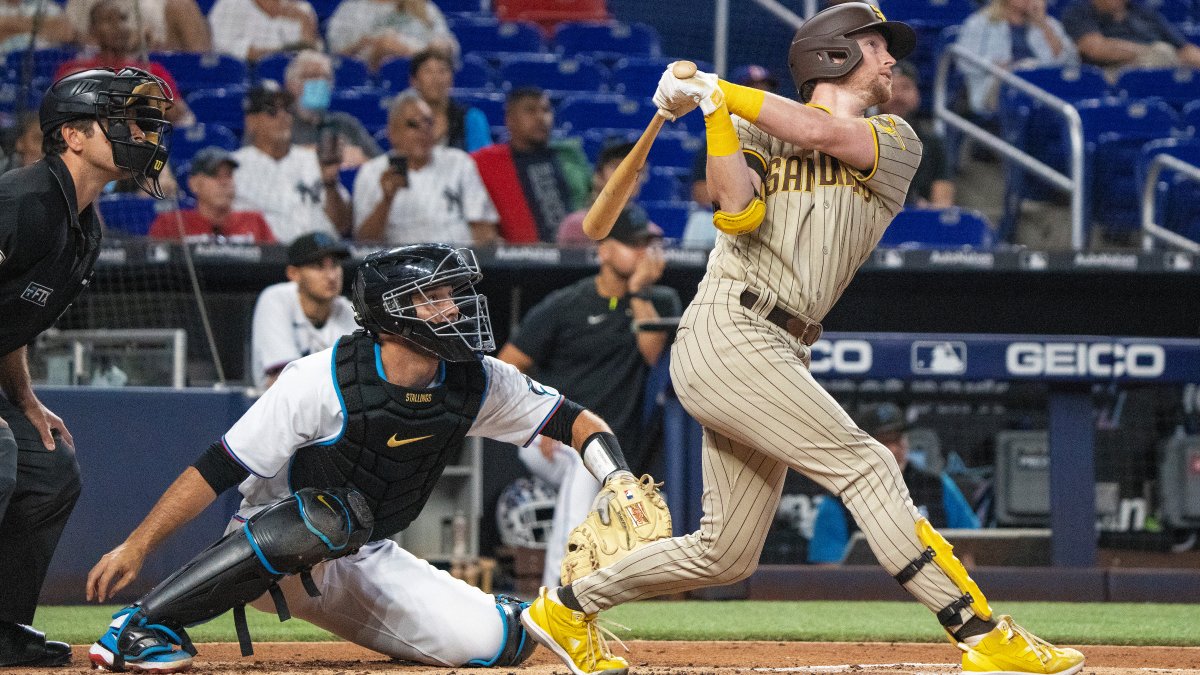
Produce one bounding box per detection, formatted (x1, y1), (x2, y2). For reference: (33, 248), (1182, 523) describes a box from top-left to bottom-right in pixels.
(713, 198), (765, 235)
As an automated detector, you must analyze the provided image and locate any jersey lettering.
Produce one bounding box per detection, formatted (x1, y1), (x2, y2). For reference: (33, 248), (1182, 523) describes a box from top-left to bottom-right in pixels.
(764, 153), (872, 201)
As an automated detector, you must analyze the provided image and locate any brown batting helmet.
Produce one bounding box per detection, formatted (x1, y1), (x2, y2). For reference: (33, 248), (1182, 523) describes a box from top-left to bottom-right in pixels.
(787, 2), (916, 99)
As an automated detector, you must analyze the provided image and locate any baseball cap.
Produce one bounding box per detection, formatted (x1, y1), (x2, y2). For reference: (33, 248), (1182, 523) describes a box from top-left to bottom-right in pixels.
(731, 64), (778, 90)
(188, 146), (238, 176)
(605, 205), (663, 246)
(853, 402), (910, 438)
(287, 232), (350, 266)
(245, 79), (293, 114)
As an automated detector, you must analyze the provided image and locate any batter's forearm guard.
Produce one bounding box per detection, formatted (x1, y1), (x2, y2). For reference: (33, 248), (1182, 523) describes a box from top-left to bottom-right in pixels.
(112, 488), (374, 664)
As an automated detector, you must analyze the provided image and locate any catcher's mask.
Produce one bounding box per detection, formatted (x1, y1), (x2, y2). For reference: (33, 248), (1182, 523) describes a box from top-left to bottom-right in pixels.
(787, 2), (916, 100)
(40, 67), (174, 198)
(351, 243), (495, 362)
(496, 477), (557, 549)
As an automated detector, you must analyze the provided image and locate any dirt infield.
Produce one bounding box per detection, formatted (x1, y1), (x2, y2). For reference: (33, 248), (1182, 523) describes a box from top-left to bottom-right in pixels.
(23, 641), (1199, 675)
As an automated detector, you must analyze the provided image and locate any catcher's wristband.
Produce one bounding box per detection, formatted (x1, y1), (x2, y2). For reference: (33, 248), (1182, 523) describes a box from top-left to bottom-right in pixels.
(705, 104), (739, 157)
(718, 80), (765, 123)
(582, 431), (630, 482)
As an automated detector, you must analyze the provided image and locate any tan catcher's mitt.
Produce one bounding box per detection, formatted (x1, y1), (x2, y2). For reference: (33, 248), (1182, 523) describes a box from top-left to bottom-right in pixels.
(560, 473), (672, 584)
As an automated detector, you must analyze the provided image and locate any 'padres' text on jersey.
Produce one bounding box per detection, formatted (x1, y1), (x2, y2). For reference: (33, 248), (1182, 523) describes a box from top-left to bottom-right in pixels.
(707, 110), (922, 323)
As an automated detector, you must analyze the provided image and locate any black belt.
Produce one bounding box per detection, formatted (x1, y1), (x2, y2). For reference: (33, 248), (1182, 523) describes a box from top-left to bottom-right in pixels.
(739, 290), (823, 346)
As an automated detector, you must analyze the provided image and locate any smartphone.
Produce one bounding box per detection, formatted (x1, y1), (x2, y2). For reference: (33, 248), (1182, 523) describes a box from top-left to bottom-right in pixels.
(389, 154), (409, 180)
(316, 122), (341, 166)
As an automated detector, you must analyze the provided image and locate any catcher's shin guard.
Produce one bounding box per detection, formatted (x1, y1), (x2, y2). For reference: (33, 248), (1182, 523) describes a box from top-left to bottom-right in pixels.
(466, 595), (537, 667)
(114, 488), (373, 665)
(893, 518), (993, 639)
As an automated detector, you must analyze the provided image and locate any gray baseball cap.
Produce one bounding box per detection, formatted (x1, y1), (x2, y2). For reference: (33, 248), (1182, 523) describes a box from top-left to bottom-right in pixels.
(188, 146), (238, 175)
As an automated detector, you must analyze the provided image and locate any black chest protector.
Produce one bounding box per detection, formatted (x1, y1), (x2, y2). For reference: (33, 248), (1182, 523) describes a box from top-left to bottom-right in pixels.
(289, 331), (486, 540)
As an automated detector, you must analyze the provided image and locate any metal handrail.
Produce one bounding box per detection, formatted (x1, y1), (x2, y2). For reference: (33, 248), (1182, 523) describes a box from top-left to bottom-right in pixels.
(933, 45), (1088, 250)
(1141, 154), (1200, 252)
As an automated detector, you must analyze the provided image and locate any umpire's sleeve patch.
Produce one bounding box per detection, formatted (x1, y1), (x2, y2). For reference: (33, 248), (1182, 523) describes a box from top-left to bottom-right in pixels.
(743, 149), (768, 183)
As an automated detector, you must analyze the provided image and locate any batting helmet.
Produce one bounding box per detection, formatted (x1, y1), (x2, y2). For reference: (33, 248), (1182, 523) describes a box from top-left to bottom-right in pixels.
(787, 2), (916, 99)
(40, 67), (174, 198)
(496, 477), (558, 549)
(351, 243), (495, 362)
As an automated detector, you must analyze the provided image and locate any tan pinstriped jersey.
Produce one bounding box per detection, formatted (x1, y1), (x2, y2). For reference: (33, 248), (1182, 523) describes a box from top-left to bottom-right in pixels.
(704, 110), (923, 323)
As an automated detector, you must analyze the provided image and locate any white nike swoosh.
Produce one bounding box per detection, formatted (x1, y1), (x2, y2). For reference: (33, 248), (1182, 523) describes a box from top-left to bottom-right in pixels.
(587, 314), (606, 325)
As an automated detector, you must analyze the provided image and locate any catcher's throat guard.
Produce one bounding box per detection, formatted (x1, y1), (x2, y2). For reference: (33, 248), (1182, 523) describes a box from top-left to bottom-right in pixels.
(106, 488), (373, 669)
(560, 473), (673, 584)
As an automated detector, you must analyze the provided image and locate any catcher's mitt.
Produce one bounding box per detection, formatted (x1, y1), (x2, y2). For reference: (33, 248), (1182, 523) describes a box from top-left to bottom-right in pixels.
(560, 473), (672, 584)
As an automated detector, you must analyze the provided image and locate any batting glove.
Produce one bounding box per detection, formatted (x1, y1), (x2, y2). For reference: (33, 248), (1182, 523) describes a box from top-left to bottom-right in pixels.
(653, 64), (722, 120)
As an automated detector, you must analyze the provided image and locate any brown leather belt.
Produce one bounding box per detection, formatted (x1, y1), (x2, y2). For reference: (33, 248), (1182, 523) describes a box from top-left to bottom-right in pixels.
(740, 290), (823, 346)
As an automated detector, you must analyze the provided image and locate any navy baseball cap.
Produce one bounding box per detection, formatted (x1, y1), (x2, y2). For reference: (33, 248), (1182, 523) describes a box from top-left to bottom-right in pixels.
(606, 205), (663, 246)
(287, 232), (350, 266)
(731, 64), (778, 90)
(245, 79), (293, 114)
(854, 402), (910, 437)
(188, 146), (238, 176)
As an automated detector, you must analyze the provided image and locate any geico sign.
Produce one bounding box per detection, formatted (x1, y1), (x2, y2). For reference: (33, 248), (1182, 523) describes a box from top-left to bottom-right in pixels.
(1006, 342), (1165, 377)
(809, 340), (873, 374)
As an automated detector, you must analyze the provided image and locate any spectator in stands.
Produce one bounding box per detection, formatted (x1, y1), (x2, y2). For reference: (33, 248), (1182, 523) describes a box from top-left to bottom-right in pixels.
(232, 80), (352, 242)
(55, 0), (195, 126)
(250, 231), (357, 389)
(498, 213), (678, 586)
(807, 403), (980, 564)
(877, 62), (955, 208)
(327, 0), (458, 71)
(557, 141), (649, 246)
(728, 63), (779, 93)
(0, 0), (73, 55)
(148, 146), (275, 243)
(284, 49), (381, 169)
(64, 0), (210, 52)
(406, 49), (491, 152)
(956, 0), (1078, 115)
(352, 91), (497, 245)
(0, 113), (43, 174)
(209, 0), (319, 62)
(1061, 0), (1200, 74)
(472, 87), (590, 243)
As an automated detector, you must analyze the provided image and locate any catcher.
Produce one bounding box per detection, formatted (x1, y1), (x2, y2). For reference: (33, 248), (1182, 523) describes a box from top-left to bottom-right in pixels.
(83, 243), (672, 672)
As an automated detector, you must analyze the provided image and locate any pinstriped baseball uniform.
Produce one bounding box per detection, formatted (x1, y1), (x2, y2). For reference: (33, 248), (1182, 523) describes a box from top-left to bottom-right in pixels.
(570, 112), (979, 625)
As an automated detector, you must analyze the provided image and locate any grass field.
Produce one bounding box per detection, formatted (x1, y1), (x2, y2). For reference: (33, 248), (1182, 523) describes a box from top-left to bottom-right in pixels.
(39, 601), (1200, 647)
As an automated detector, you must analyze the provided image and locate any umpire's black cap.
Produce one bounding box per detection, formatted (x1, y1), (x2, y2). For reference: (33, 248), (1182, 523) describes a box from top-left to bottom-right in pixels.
(854, 402), (910, 438)
(287, 232), (350, 266)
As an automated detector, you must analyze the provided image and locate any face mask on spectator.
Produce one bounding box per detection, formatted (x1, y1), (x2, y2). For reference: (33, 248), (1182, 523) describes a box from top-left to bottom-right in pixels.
(300, 79), (332, 112)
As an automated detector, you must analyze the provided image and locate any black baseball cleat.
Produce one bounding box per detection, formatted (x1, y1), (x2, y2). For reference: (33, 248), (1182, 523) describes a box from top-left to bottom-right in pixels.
(0, 621), (71, 667)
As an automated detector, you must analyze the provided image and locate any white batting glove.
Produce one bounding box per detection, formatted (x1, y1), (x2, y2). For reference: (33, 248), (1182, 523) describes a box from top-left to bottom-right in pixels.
(652, 64), (722, 120)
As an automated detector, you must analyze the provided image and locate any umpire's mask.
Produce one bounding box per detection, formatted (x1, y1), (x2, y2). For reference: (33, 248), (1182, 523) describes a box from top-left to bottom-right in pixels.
(352, 244), (495, 362)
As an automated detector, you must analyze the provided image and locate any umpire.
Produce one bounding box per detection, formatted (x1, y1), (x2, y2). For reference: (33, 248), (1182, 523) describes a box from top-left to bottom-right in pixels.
(0, 67), (171, 667)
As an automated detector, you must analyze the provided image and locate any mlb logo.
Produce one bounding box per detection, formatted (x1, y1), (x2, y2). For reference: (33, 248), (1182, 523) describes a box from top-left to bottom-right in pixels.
(623, 489), (635, 501)
(911, 341), (967, 375)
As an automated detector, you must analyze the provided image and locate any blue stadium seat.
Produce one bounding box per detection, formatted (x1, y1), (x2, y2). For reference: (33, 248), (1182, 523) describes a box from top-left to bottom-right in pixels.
(1115, 67), (1200, 112)
(640, 168), (683, 202)
(372, 127), (390, 152)
(499, 54), (607, 92)
(1185, 100), (1200, 134)
(1139, 0), (1194, 23)
(454, 89), (507, 127)
(1137, 137), (1200, 244)
(456, 55), (495, 89)
(375, 57), (413, 91)
(581, 127), (641, 162)
(97, 194), (159, 237)
(879, 208), (995, 249)
(4, 47), (74, 82)
(253, 53), (369, 89)
(150, 52), (246, 94)
(640, 200), (690, 239)
(168, 123), (239, 169)
(646, 131), (702, 170)
(437, 0), (486, 12)
(1077, 97), (1182, 233)
(0, 81), (43, 115)
(556, 94), (654, 134)
(883, 0), (976, 25)
(610, 57), (715, 97)
(329, 88), (389, 133)
(451, 17), (545, 54)
(186, 86), (248, 136)
(308, 0), (339, 23)
(554, 21), (662, 62)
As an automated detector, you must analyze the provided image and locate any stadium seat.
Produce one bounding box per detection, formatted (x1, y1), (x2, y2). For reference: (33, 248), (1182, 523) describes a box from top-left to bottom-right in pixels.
(253, 53), (369, 89)
(186, 86), (248, 137)
(375, 57), (413, 91)
(454, 90), (507, 127)
(168, 123), (239, 169)
(97, 194), (159, 237)
(4, 47), (74, 82)
(1137, 137), (1200, 244)
(450, 17), (545, 54)
(1185, 100), (1200, 134)
(329, 88), (389, 133)
(1115, 67), (1200, 112)
(640, 200), (690, 240)
(610, 57), (674, 97)
(308, 0), (339, 24)
(499, 54), (608, 92)
(150, 52), (247, 94)
(879, 207), (996, 249)
(455, 55), (495, 89)
(372, 127), (390, 152)
(640, 168), (684, 202)
(1139, 0), (1194, 23)
(581, 127), (641, 163)
(556, 95), (654, 134)
(554, 21), (662, 62)
(0, 81), (43, 115)
(436, 0), (486, 13)
(494, 0), (608, 31)
(882, 0), (976, 25)
(646, 131), (703, 170)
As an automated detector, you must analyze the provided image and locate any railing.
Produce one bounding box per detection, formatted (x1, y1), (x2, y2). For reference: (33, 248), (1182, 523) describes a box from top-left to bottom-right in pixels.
(933, 45), (1088, 250)
(1141, 154), (1200, 253)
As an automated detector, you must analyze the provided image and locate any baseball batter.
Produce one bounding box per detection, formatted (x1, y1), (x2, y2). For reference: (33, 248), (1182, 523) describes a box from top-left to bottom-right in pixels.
(522, 5), (1085, 675)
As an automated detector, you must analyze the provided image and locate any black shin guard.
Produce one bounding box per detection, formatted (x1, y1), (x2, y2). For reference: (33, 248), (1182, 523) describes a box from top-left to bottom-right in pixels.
(466, 595), (536, 667)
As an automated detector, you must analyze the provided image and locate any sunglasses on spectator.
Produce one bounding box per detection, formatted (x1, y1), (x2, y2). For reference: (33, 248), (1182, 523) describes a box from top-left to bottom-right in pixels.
(403, 117), (433, 129)
(256, 104), (290, 116)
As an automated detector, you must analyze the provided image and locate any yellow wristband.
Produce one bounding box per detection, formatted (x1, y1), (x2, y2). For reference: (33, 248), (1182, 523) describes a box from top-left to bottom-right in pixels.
(705, 104), (739, 157)
(717, 80), (765, 123)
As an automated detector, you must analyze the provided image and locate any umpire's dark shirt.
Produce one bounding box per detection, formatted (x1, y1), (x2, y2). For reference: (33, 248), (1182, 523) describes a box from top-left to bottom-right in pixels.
(0, 154), (102, 358)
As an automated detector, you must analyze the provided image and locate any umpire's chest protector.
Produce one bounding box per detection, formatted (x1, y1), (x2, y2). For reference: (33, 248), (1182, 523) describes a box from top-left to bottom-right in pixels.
(289, 332), (486, 540)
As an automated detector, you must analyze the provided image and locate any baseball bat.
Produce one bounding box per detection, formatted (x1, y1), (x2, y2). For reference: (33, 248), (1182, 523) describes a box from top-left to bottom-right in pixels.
(582, 60), (698, 241)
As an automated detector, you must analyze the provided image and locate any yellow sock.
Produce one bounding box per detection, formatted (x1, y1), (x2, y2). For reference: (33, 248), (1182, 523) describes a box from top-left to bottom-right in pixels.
(718, 80), (766, 122)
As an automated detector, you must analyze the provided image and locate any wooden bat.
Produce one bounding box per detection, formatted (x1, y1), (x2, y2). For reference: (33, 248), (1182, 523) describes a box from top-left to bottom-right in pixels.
(582, 60), (698, 241)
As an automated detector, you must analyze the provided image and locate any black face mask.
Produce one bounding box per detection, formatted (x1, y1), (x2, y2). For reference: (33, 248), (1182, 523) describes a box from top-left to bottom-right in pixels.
(100, 75), (174, 199)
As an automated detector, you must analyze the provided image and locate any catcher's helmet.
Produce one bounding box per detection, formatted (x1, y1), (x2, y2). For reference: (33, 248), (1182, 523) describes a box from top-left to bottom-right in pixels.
(787, 2), (916, 99)
(496, 477), (557, 549)
(351, 243), (495, 362)
(40, 67), (174, 198)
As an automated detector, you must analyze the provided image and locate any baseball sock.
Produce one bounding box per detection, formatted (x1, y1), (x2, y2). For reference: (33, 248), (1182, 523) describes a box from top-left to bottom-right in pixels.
(954, 615), (999, 646)
(554, 584), (585, 612)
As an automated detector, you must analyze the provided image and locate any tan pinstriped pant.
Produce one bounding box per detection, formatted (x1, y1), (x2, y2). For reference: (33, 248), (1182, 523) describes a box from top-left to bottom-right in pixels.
(573, 279), (973, 622)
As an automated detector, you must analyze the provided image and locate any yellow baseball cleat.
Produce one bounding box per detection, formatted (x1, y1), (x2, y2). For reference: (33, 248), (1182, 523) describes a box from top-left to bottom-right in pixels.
(520, 587), (629, 675)
(960, 616), (1085, 675)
